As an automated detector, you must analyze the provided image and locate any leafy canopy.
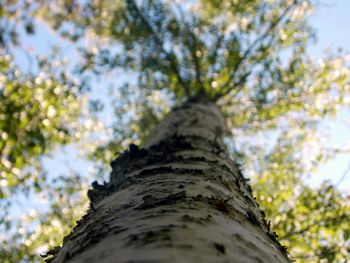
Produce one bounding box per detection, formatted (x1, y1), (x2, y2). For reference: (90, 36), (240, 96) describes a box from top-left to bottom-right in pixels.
(0, 0), (349, 262)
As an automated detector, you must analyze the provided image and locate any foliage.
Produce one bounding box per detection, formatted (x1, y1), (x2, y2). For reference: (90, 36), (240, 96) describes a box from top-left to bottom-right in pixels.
(251, 142), (350, 261)
(0, 0), (349, 262)
(0, 175), (88, 263)
(0, 53), (82, 198)
(0, 1), (93, 261)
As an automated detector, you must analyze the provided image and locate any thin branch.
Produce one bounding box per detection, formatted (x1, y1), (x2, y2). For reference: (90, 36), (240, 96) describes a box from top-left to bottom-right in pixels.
(211, 33), (225, 63)
(0, 139), (7, 161)
(174, 4), (205, 94)
(214, 0), (300, 101)
(279, 213), (348, 240)
(208, 31), (225, 98)
(218, 70), (251, 105)
(186, 22), (205, 93)
(335, 161), (350, 187)
(129, 0), (190, 97)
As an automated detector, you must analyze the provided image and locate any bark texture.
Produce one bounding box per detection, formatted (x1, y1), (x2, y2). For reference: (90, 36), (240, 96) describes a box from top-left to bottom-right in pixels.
(47, 99), (290, 263)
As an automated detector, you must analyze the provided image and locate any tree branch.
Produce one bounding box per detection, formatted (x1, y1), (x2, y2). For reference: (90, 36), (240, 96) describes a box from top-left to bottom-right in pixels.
(214, 0), (300, 101)
(335, 161), (350, 187)
(174, 4), (205, 94)
(186, 23), (205, 93)
(129, 0), (190, 97)
(279, 213), (348, 240)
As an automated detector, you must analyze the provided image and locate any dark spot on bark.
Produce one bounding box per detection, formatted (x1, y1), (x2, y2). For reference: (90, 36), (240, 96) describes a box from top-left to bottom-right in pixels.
(266, 220), (271, 231)
(213, 199), (229, 213)
(149, 135), (194, 155)
(246, 185), (253, 194)
(64, 251), (72, 260)
(234, 178), (241, 189)
(214, 243), (226, 254)
(162, 235), (171, 241)
(112, 227), (128, 235)
(190, 117), (199, 124)
(182, 214), (213, 225)
(267, 231), (279, 241)
(137, 191), (186, 210)
(88, 177), (136, 206)
(282, 245), (288, 253)
(191, 156), (206, 162)
(160, 208), (178, 214)
(44, 257), (55, 263)
(87, 189), (99, 206)
(205, 214), (213, 222)
(242, 177), (250, 182)
(146, 230), (155, 238)
(109, 144), (148, 181)
(137, 166), (175, 177)
(123, 144), (148, 161)
(92, 181), (105, 191)
(129, 234), (139, 242)
(122, 200), (135, 209)
(90, 234), (100, 244)
(243, 194), (256, 206)
(126, 228), (172, 246)
(178, 244), (194, 249)
(247, 211), (260, 226)
(162, 227), (171, 233)
(178, 184), (185, 189)
(193, 196), (232, 215)
(142, 194), (157, 204)
(259, 208), (270, 231)
(232, 233), (243, 241)
(182, 214), (191, 221)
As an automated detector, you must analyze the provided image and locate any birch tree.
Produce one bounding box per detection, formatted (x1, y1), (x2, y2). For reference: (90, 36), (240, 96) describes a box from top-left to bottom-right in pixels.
(1, 0), (349, 262)
(44, 97), (292, 262)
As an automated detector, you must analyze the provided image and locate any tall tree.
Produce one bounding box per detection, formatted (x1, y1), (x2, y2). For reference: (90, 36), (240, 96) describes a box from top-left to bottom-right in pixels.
(46, 98), (291, 262)
(40, 0), (349, 261)
(1, 0), (349, 262)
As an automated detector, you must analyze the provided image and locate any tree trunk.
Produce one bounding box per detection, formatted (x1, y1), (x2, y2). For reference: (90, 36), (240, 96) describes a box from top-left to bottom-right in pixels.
(48, 99), (290, 263)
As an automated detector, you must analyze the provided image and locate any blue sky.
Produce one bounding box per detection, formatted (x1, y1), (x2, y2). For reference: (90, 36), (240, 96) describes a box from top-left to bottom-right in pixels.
(306, 1), (350, 191)
(309, 0), (349, 56)
(9, 1), (350, 220)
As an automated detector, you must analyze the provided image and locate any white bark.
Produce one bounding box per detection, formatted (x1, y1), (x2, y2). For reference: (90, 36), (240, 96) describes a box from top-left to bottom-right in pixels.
(47, 99), (290, 263)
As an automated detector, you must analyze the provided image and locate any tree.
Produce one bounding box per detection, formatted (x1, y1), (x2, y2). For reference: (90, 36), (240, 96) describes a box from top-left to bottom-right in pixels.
(44, 98), (291, 262)
(1, 0), (350, 262)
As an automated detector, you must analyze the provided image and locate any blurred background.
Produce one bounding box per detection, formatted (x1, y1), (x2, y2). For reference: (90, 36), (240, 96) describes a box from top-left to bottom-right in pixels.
(0, 0), (349, 262)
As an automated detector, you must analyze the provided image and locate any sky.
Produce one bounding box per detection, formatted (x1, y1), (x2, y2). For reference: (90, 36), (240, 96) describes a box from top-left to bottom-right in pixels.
(37, 0), (350, 188)
(306, 0), (350, 191)
(8, 0), (350, 220)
